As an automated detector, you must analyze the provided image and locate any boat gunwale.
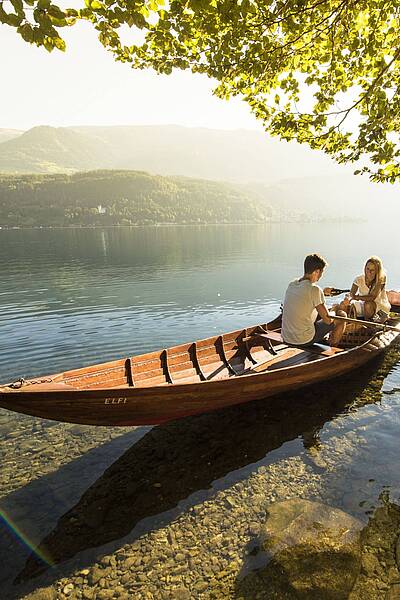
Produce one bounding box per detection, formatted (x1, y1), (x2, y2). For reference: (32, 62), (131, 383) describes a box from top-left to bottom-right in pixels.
(5, 321), (399, 395)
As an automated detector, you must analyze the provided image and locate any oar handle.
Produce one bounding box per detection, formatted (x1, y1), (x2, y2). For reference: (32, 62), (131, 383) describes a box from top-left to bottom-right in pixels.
(325, 287), (351, 297)
(331, 314), (400, 332)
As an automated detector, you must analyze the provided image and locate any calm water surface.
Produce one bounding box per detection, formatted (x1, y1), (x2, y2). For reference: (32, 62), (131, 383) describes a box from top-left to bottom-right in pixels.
(0, 224), (399, 596)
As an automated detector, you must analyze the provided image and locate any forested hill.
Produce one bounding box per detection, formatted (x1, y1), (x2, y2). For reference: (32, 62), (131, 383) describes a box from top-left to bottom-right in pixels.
(0, 170), (273, 227)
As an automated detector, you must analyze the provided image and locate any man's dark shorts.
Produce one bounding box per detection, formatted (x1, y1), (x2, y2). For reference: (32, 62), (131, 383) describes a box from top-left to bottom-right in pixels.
(300, 320), (334, 347)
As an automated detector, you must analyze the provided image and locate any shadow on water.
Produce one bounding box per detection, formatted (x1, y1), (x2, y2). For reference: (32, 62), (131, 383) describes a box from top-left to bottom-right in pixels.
(8, 345), (400, 596)
(0, 427), (151, 591)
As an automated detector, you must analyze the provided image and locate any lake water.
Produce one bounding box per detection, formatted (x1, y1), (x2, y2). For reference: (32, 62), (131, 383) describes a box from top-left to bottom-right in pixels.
(1, 224), (400, 599)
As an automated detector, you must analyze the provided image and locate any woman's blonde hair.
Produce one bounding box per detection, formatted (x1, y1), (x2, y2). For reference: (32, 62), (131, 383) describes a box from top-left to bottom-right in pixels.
(365, 255), (386, 289)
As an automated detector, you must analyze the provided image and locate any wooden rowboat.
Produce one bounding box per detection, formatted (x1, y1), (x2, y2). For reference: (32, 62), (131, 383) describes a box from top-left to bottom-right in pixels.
(1, 314), (399, 426)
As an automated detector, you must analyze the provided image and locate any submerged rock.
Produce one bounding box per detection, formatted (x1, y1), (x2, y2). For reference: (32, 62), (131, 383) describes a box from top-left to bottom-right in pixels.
(350, 499), (400, 600)
(22, 586), (57, 600)
(238, 498), (362, 599)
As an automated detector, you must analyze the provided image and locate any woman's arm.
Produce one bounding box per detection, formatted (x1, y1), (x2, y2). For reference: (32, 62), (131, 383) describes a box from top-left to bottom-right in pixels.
(350, 283), (358, 299)
(352, 281), (384, 302)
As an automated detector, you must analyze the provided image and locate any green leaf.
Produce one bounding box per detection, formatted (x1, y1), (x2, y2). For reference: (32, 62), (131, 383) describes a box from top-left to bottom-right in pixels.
(18, 23), (34, 42)
(10, 0), (24, 13)
(53, 36), (66, 50)
(7, 12), (23, 26)
(48, 5), (66, 19)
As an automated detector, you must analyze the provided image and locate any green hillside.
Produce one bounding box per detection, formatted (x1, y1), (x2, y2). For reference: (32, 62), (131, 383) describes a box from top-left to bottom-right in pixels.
(2, 126), (398, 222)
(0, 170), (272, 227)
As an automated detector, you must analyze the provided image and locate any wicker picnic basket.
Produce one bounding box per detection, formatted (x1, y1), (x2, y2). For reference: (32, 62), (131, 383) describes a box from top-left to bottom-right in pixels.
(338, 304), (375, 348)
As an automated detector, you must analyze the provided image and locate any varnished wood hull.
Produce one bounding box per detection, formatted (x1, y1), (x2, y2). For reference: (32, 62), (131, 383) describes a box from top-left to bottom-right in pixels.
(0, 318), (399, 426)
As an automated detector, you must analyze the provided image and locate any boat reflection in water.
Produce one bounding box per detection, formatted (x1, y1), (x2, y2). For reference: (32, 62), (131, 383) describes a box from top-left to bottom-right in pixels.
(10, 347), (398, 594)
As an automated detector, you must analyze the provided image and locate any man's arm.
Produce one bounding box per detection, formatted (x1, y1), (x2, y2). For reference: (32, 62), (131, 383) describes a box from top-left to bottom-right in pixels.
(316, 303), (334, 325)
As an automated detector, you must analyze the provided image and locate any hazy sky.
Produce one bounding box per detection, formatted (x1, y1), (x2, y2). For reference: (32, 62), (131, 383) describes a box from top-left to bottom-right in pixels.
(1, 21), (262, 131)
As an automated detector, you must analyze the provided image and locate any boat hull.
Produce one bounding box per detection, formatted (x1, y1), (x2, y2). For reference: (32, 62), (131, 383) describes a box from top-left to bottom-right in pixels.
(1, 324), (398, 426)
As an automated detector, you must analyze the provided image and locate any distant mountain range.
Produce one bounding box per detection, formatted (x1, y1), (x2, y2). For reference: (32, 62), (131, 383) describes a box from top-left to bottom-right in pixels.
(0, 125), (339, 181)
(0, 125), (398, 220)
(0, 129), (22, 144)
(0, 127), (108, 174)
(244, 176), (400, 220)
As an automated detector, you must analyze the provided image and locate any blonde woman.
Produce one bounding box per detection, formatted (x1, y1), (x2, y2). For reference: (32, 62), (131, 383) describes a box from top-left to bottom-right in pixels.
(349, 256), (391, 321)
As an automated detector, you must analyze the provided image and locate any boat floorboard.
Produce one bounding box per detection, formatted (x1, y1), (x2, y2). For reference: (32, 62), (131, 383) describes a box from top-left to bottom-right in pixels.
(266, 349), (320, 370)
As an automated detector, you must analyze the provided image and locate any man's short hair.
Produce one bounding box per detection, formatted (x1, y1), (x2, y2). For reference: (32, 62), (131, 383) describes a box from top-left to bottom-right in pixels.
(304, 253), (327, 274)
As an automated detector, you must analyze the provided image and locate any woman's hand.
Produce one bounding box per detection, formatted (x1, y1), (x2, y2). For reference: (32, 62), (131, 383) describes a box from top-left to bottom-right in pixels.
(323, 287), (333, 296)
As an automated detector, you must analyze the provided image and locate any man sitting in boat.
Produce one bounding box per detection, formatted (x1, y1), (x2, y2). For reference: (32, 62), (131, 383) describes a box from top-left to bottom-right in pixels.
(282, 254), (346, 347)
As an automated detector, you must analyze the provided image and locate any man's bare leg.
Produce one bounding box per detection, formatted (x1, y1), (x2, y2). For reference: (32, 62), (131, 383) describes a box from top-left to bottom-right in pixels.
(329, 309), (347, 346)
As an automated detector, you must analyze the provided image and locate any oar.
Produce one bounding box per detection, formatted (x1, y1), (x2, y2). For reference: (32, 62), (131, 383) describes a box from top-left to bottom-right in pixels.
(324, 287), (350, 296)
(331, 314), (400, 332)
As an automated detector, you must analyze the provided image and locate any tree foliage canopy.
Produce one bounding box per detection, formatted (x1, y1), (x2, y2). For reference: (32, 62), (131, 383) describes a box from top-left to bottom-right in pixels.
(2, 0), (400, 182)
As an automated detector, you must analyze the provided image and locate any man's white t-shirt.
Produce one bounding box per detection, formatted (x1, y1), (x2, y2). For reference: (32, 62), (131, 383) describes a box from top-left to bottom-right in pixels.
(282, 279), (325, 345)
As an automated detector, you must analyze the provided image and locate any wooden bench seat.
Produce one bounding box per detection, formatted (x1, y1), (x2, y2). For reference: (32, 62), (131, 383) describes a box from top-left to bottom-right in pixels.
(253, 331), (344, 356)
